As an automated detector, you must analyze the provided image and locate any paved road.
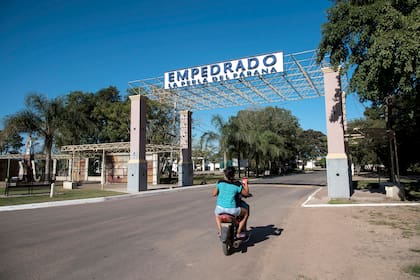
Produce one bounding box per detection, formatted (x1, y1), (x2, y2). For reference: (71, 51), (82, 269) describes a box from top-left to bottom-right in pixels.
(0, 181), (318, 279)
(252, 170), (327, 186)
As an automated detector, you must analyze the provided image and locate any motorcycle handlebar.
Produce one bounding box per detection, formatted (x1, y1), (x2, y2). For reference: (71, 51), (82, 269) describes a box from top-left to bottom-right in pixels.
(242, 193), (253, 198)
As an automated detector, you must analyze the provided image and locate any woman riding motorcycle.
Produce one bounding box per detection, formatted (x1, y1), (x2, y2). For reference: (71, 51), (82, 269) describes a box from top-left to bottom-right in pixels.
(212, 167), (249, 238)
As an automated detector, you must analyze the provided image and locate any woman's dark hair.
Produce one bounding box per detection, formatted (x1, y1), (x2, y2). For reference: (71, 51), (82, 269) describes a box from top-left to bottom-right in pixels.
(224, 166), (236, 180)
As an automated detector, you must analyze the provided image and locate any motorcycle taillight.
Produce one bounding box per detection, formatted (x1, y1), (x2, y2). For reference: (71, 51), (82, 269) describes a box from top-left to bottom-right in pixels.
(219, 214), (234, 223)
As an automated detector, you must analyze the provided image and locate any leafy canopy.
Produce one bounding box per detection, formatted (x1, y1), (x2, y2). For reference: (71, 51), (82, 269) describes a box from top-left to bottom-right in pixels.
(318, 0), (419, 103)
(211, 106), (325, 174)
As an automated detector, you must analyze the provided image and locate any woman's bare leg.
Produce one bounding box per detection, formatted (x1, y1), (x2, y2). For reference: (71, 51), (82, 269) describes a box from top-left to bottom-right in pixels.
(215, 215), (221, 233)
(237, 208), (249, 235)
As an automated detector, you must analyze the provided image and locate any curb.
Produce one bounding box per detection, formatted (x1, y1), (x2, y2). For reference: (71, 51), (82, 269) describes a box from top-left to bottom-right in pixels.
(0, 184), (213, 212)
(301, 187), (420, 208)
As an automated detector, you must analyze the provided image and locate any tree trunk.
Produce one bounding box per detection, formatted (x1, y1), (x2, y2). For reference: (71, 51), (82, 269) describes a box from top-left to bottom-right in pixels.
(238, 149), (241, 178)
(385, 96), (396, 183)
(45, 135), (53, 181)
(255, 152), (259, 177)
(223, 151), (227, 170)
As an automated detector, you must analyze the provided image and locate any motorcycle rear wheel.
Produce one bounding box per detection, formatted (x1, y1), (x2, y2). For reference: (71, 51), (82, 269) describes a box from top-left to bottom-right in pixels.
(222, 240), (232, 256)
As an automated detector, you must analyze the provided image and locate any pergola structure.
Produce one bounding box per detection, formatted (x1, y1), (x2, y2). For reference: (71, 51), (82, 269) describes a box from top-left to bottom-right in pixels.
(60, 142), (178, 187)
(0, 153), (71, 182)
(60, 142), (177, 155)
(126, 49), (352, 198)
(128, 50), (332, 110)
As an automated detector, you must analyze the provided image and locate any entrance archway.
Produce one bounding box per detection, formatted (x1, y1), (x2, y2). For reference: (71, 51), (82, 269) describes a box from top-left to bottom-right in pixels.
(128, 49), (352, 199)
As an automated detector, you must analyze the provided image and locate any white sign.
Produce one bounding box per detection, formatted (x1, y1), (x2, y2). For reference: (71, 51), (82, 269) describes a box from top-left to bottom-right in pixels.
(164, 52), (283, 89)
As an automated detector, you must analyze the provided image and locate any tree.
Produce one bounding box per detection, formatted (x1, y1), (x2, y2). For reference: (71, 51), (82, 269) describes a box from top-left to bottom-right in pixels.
(55, 90), (97, 146)
(58, 87), (177, 146)
(296, 129), (327, 170)
(192, 131), (219, 170)
(346, 109), (388, 173)
(389, 93), (420, 172)
(318, 0), (418, 101)
(145, 99), (177, 145)
(3, 94), (66, 180)
(220, 107), (301, 175)
(92, 86), (130, 143)
(317, 0), (419, 179)
(211, 114), (229, 168)
(0, 130), (23, 154)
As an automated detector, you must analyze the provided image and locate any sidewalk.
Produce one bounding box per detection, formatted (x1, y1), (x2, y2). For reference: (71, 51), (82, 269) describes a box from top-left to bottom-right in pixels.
(79, 182), (179, 193)
(303, 185), (420, 207)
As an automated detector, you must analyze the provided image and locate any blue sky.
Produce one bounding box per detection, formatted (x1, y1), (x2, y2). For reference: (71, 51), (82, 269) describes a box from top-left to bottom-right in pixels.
(0, 0), (366, 137)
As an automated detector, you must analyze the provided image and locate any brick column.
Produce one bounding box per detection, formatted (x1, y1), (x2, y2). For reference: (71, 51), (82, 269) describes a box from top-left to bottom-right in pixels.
(127, 95), (147, 192)
(178, 110), (193, 186)
(322, 67), (352, 198)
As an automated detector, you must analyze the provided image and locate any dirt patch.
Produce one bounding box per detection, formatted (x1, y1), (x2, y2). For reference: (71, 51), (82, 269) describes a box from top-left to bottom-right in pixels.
(260, 205), (420, 280)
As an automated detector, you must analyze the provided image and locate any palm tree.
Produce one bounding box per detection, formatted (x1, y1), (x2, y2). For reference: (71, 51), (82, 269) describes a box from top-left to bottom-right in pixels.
(211, 115), (229, 169)
(3, 93), (66, 181)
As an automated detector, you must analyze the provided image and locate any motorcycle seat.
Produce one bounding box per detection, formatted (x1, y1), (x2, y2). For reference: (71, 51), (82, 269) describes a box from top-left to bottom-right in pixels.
(218, 213), (237, 223)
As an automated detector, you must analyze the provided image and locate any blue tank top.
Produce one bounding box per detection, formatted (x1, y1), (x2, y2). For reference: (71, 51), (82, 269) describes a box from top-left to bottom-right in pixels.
(216, 180), (242, 208)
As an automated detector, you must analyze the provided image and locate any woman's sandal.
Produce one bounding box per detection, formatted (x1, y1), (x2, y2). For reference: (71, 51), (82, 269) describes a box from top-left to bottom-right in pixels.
(236, 232), (247, 239)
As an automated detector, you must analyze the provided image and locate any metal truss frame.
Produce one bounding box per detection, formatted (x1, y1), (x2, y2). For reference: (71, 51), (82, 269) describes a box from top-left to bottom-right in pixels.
(0, 143), (179, 160)
(0, 154), (71, 160)
(128, 49), (335, 111)
(60, 142), (178, 155)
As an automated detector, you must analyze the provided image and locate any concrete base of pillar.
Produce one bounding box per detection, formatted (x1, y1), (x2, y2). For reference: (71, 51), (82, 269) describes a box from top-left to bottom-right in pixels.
(178, 162), (193, 187)
(326, 154), (351, 199)
(63, 181), (76, 190)
(127, 160), (147, 192)
(385, 185), (402, 200)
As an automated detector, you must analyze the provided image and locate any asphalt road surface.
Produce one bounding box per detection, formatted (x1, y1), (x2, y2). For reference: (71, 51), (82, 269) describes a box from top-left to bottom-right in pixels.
(0, 174), (322, 280)
(253, 170), (327, 186)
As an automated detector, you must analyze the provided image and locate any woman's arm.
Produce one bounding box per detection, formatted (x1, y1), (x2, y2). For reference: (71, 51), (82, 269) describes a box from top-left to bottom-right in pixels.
(212, 186), (219, 197)
(240, 183), (249, 196)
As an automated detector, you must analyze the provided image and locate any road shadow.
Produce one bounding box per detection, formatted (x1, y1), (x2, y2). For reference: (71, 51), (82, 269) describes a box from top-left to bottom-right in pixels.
(232, 224), (283, 254)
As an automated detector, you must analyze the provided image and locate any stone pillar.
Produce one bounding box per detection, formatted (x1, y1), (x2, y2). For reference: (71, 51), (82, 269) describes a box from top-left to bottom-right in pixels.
(322, 67), (352, 199)
(178, 110), (193, 186)
(127, 95), (148, 192)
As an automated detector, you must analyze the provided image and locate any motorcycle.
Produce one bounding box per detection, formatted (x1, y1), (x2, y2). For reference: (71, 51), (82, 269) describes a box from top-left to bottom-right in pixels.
(218, 193), (252, 256)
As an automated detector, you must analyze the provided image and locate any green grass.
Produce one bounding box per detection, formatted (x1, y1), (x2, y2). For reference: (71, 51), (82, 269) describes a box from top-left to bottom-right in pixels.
(193, 174), (223, 185)
(328, 198), (356, 204)
(0, 187), (125, 206)
(366, 208), (420, 238)
(403, 264), (420, 277)
(353, 178), (420, 201)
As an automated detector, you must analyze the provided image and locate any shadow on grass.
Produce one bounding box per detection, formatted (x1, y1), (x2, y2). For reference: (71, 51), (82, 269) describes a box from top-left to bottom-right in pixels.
(353, 180), (420, 201)
(353, 181), (385, 194)
(402, 182), (420, 201)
